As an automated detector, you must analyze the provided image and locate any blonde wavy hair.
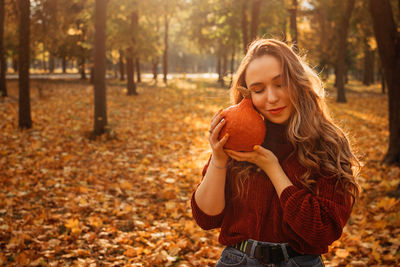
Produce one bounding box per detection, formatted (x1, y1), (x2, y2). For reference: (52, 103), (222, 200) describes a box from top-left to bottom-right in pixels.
(227, 39), (360, 205)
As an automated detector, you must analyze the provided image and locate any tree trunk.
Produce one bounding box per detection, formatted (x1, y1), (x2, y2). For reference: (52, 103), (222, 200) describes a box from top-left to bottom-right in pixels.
(241, 0), (249, 54)
(62, 56), (66, 73)
(370, 0), (400, 166)
(89, 47), (95, 84)
(90, 65), (94, 84)
(126, 54), (137, 95)
(49, 53), (55, 73)
(79, 57), (86, 80)
(289, 0), (298, 53)
(119, 49), (125, 81)
(163, 13), (169, 85)
(317, 6), (328, 77)
(126, 9), (138, 95)
(0, 0), (7, 97)
(281, 0), (287, 43)
(12, 54), (18, 72)
(380, 68), (386, 94)
(93, 0), (108, 136)
(136, 57), (141, 83)
(363, 42), (374, 85)
(217, 54), (224, 87)
(223, 54), (228, 78)
(335, 0), (355, 103)
(217, 55), (221, 82)
(42, 45), (47, 72)
(370, 50), (375, 84)
(18, 0), (31, 129)
(114, 62), (118, 79)
(250, 0), (262, 42)
(152, 57), (158, 84)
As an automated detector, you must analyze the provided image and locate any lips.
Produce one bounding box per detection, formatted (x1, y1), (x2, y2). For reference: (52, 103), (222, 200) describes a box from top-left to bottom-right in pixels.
(268, 106), (286, 114)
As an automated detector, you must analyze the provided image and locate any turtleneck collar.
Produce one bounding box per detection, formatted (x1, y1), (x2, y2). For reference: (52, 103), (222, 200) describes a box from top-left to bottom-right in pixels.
(263, 119), (290, 144)
(261, 119), (293, 163)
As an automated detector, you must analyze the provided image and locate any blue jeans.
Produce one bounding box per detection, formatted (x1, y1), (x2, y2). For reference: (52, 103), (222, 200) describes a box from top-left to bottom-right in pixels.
(216, 241), (324, 267)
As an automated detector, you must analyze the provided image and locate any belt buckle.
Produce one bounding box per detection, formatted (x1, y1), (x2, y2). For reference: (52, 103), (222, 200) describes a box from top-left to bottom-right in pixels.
(254, 244), (271, 265)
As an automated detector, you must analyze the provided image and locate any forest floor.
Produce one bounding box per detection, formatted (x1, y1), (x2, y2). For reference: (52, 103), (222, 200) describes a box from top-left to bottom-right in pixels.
(0, 78), (399, 266)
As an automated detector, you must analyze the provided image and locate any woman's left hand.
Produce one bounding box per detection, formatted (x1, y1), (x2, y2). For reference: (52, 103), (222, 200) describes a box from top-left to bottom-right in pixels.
(224, 145), (279, 175)
(225, 145), (293, 197)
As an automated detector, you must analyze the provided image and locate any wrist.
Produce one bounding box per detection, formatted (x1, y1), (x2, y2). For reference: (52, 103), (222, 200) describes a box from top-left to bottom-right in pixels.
(212, 154), (228, 165)
(261, 162), (280, 177)
(211, 155), (228, 169)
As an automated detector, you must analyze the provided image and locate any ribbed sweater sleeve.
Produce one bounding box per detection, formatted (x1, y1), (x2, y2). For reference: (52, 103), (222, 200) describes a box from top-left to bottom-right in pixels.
(191, 194), (225, 230)
(191, 155), (226, 230)
(279, 177), (352, 253)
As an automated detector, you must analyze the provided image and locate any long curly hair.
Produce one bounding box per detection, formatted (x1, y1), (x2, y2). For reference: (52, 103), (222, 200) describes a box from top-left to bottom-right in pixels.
(228, 39), (360, 205)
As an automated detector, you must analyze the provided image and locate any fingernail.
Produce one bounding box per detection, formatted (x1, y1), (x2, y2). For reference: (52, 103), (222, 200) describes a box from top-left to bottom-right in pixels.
(221, 118), (225, 123)
(253, 145), (259, 150)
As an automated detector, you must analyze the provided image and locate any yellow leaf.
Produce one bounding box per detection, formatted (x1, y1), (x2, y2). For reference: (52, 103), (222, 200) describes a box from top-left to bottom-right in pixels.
(88, 216), (103, 228)
(79, 186), (89, 193)
(335, 248), (349, 258)
(124, 247), (136, 257)
(165, 201), (176, 210)
(141, 158), (151, 165)
(65, 218), (79, 229)
(376, 197), (398, 211)
(65, 218), (81, 235)
(168, 245), (181, 256)
(371, 250), (381, 262)
(373, 220), (387, 229)
(119, 180), (133, 190)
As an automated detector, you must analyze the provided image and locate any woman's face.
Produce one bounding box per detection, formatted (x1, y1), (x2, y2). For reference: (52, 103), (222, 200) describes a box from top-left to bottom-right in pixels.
(245, 55), (294, 125)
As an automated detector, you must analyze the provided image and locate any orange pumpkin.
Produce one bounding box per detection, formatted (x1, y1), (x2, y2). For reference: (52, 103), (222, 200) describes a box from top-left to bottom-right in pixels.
(219, 91), (266, 152)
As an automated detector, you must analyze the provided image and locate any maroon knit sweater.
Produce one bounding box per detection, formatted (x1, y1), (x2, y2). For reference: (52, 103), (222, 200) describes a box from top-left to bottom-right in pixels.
(191, 120), (353, 255)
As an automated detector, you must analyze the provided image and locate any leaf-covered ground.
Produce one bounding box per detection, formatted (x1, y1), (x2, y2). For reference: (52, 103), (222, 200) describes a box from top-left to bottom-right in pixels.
(0, 78), (399, 266)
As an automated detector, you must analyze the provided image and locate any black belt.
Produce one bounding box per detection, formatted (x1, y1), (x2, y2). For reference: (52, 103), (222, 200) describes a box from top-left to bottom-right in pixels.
(231, 240), (303, 265)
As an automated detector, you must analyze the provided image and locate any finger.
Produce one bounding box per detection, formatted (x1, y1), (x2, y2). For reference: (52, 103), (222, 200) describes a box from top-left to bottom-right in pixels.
(253, 145), (271, 156)
(225, 150), (247, 161)
(226, 150), (246, 157)
(210, 109), (223, 125)
(218, 132), (229, 145)
(209, 110), (224, 132)
(210, 124), (227, 148)
(211, 118), (226, 141)
(227, 152), (246, 162)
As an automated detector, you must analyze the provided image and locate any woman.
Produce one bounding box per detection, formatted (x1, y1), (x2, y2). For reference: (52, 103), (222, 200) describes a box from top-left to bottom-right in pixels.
(191, 39), (360, 267)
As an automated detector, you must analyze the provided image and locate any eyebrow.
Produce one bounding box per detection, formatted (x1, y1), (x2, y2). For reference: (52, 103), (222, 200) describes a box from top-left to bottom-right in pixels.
(272, 74), (281, 81)
(248, 74), (281, 88)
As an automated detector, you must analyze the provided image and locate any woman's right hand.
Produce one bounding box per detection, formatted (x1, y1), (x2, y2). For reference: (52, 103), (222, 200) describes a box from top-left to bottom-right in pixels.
(208, 109), (229, 165)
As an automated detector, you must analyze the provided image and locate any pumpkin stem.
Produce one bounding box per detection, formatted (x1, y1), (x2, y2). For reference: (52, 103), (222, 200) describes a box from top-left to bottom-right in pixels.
(237, 86), (251, 99)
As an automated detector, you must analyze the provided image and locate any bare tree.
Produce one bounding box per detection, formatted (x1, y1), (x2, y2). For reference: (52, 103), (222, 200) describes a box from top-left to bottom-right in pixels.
(163, 12), (169, 85)
(0, 0), (6, 97)
(93, 0), (108, 136)
(119, 49), (125, 81)
(250, 0), (262, 42)
(335, 0), (355, 103)
(289, 0), (298, 52)
(127, 10), (138, 95)
(369, 0), (400, 166)
(18, 0), (31, 129)
(241, 0), (248, 54)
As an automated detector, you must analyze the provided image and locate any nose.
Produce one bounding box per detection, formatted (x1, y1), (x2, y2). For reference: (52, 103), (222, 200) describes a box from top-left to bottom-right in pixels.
(266, 86), (279, 104)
